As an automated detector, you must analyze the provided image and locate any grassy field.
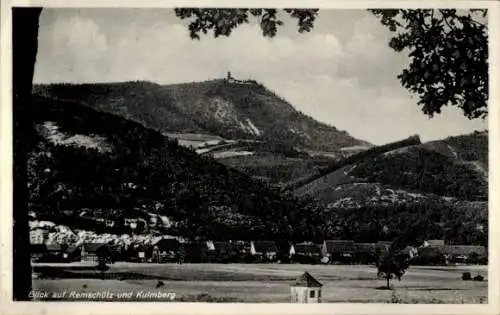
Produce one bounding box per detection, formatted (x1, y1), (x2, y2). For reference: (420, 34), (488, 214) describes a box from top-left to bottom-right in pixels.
(32, 263), (488, 303)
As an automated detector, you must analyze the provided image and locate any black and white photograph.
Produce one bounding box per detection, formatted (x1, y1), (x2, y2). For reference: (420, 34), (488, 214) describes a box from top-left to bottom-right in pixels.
(2, 1), (499, 312)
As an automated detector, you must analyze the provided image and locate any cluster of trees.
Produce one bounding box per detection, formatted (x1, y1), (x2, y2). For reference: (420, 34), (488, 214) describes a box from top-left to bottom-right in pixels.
(444, 130), (488, 167)
(350, 147), (487, 201)
(34, 81), (205, 135)
(322, 198), (487, 247)
(283, 135), (422, 191)
(223, 154), (332, 186)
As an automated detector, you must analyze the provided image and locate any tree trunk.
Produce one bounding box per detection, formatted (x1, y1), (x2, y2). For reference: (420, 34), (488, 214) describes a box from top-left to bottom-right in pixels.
(12, 7), (42, 301)
(386, 276), (391, 289)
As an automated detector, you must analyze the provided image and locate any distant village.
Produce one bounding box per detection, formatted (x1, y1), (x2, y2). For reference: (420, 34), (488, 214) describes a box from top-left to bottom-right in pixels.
(30, 220), (486, 266)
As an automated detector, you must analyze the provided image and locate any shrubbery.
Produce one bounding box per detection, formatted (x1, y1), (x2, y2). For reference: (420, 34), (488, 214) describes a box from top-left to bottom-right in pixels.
(462, 273), (485, 281)
(462, 272), (472, 281)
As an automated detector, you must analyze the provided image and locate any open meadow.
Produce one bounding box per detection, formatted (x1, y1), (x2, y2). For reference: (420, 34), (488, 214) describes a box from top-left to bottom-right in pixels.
(32, 263), (488, 303)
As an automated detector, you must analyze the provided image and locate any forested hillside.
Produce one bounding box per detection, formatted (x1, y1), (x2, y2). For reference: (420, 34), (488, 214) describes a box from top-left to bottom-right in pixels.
(27, 93), (488, 247)
(290, 131), (488, 246)
(33, 79), (370, 152)
(27, 96), (324, 241)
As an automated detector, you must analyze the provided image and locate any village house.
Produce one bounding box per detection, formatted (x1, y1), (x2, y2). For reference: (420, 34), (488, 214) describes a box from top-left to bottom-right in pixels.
(355, 243), (377, 253)
(354, 243), (378, 264)
(416, 245), (446, 264)
(30, 243), (70, 263)
(181, 241), (214, 263)
(400, 245), (419, 259)
(291, 243), (323, 256)
(46, 244), (69, 262)
(291, 243), (323, 264)
(213, 241), (230, 254)
(322, 240), (356, 263)
(376, 241), (392, 250)
(213, 241), (241, 262)
(151, 238), (180, 263)
(134, 244), (150, 262)
(404, 242), (487, 265)
(66, 245), (81, 262)
(290, 272), (323, 303)
(30, 244), (48, 263)
(444, 245), (487, 264)
(423, 239), (445, 247)
(250, 241), (278, 261)
(231, 240), (252, 255)
(80, 243), (112, 264)
(206, 240), (215, 251)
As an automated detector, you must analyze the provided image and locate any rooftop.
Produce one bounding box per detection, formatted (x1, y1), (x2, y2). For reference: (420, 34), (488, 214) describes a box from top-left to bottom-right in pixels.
(292, 272), (323, 288)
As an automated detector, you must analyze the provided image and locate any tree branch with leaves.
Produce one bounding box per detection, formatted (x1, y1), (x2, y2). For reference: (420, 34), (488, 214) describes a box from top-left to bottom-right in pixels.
(370, 9), (488, 119)
(174, 8), (319, 39)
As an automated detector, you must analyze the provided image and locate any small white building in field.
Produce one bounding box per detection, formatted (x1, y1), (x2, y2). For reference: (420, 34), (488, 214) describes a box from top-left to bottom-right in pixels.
(290, 272), (323, 303)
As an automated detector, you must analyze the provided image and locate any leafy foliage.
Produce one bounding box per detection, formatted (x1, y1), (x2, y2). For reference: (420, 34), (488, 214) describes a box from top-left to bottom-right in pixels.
(370, 9), (488, 119)
(172, 8), (488, 120)
(462, 272), (472, 280)
(322, 197), (487, 247)
(173, 8), (319, 39)
(376, 250), (411, 289)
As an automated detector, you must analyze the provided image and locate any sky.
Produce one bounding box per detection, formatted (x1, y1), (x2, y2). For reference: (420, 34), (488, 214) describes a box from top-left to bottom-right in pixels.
(33, 8), (488, 145)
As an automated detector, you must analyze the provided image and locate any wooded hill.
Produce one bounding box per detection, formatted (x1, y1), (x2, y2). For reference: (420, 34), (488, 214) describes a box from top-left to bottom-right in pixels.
(290, 131), (488, 247)
(27, 96), (322, 241)
(33, 79), (370, 152)
(27, 92), (488, 247)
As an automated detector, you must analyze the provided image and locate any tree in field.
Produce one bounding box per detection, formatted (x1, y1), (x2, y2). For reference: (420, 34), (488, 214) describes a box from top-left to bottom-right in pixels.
(12, 7), (489, 300)
(376, 249), (411, 290)
(370, 9), (488, 119)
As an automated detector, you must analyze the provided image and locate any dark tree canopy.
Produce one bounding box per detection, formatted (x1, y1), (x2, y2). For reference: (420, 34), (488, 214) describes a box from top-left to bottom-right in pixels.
(370, 9), (488, 119)
(174, 8), (319, 39)
(376, 250), (411, 289)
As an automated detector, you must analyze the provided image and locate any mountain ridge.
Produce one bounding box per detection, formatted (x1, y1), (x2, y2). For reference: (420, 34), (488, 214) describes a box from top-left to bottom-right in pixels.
(292, 130), (488, 202)
(33, 78), (371, 152)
